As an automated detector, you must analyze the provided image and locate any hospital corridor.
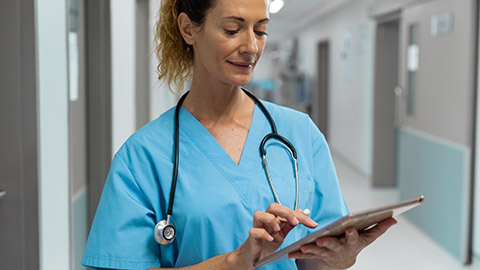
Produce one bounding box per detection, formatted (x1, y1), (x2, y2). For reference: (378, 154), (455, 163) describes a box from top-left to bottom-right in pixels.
(2, 0), (480, 269)
(335, 155), (474, 270)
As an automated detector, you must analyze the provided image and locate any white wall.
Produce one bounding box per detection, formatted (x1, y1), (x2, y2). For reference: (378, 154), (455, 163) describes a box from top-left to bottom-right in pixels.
(111, 0), (137, 154)
(293, 0), (380, 177)
(36, 0), (70, 269)
(111, 0), (177, 154)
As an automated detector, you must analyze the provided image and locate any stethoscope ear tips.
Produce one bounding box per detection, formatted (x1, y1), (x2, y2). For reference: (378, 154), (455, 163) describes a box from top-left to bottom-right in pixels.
(154, 219), (177, 245)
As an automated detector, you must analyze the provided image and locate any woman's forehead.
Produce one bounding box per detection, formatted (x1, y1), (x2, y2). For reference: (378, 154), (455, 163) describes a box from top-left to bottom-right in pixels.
(209, 0), (269, 20)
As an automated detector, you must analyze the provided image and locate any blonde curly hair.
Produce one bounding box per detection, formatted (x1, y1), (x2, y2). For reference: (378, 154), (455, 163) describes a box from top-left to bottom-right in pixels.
(154, 0), (216, 93)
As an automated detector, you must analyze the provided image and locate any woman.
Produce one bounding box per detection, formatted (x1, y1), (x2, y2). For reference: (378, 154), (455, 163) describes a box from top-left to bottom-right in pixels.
(82, 0), (396, 269)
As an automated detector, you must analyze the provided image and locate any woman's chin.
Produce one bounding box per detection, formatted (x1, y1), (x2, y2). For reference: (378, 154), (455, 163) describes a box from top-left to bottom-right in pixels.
(227, 75), (252, 87)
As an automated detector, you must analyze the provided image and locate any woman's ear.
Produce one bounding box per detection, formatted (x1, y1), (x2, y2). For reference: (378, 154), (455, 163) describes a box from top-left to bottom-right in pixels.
(178, 13), (196, 45)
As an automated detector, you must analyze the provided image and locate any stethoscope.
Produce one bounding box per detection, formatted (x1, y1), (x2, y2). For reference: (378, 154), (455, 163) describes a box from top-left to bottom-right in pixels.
(154, 88), (305, 245)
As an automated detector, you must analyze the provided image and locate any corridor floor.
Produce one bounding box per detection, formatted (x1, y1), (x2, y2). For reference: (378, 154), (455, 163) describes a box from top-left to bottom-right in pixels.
(333, 154), (477, 270)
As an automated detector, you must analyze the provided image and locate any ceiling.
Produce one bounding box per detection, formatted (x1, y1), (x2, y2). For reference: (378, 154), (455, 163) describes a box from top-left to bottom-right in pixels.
(267, 0), (355, 40)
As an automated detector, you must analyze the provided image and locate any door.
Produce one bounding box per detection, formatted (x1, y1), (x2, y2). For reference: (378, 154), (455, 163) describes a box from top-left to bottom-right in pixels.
(372, 17), (400, 187)
(317, 41), (330, 139)
(85, 0), (112, 227)
(397, 0), (476, 263)
(0, 0), (40, 268)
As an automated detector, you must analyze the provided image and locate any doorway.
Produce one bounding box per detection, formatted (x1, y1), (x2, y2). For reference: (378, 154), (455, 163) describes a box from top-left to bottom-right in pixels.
(372, 16), (400, 187)
(317, 41), (330, 139)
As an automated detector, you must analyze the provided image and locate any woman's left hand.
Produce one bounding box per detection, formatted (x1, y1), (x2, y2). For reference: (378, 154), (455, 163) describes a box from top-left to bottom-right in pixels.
(289, 217), (397, 269)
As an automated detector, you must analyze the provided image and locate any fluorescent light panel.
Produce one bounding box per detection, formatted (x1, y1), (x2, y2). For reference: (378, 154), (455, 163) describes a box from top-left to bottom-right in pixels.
(270, 0), (284, 14)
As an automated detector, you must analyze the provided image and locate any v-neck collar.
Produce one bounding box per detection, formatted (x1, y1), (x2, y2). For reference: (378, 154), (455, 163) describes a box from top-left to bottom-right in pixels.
(180, 104), (263, 167)
(179, 104), (268, 203)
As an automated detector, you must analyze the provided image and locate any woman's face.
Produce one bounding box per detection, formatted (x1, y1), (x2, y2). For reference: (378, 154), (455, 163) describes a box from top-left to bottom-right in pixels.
(191, 0), (269, 86)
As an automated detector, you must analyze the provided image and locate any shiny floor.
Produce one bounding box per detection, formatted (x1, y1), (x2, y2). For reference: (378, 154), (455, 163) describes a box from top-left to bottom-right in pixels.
(333, 154), (477, 270)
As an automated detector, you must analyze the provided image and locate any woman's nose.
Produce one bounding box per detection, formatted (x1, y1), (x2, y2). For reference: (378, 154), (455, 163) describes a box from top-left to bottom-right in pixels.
(240, 31), (258, 55)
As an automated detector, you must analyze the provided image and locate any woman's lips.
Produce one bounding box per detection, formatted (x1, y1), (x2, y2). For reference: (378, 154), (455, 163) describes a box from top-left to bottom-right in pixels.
(228, 61), (254, 69)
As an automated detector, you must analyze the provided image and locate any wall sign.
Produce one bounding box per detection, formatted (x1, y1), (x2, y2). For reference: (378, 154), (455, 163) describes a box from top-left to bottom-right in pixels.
(431, 13), (453, 37)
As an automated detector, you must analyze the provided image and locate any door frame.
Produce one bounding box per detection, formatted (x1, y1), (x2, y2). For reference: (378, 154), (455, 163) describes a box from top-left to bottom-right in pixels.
(469, 0), (480, 265)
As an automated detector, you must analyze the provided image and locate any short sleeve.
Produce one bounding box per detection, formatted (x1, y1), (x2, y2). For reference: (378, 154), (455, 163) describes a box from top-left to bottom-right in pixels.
(82, 153), (161, 270)
(308, 118), (350, 229)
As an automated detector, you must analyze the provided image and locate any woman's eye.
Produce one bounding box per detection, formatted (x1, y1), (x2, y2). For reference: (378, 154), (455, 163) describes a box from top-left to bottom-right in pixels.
(224, 29), (240, 35)
(255, 30), (268, 37)
(255, 30), (269, 37)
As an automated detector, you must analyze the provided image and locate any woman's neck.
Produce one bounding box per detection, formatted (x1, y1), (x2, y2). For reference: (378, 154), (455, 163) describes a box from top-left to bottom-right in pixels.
(182, 77), (254, 123)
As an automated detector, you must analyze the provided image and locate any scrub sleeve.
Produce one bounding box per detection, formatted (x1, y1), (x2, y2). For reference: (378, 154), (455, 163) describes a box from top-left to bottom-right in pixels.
(81, 153), (161, 269)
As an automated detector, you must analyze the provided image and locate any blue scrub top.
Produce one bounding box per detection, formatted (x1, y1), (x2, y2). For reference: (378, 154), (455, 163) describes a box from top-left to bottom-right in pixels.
(82, 101), (349, 270)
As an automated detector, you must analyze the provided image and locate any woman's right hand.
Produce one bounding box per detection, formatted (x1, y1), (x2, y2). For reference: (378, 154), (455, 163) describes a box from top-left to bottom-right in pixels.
(230, 203), (318, 269)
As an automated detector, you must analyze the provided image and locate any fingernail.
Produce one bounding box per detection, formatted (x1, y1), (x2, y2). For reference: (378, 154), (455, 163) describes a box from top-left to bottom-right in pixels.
(275, 223), (281, 231)
(301, 247), (311, 254)
(267, 235), (274, 241)
(292, 217), (299, 225)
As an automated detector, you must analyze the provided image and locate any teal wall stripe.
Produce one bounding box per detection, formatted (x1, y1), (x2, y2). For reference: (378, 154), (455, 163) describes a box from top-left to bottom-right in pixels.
(73, 189), (88, 270)
(397, 128), (470, 263)
(473, 255), (480, 270)
(476, 237), (480, 267)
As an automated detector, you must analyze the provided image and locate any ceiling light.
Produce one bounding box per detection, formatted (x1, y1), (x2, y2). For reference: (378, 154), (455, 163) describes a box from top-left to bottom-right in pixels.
(269, 0), (284, 14)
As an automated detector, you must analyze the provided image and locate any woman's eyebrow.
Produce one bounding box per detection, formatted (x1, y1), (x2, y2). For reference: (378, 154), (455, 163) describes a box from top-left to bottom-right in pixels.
(257, 18), (270, 24)
(222, 16), (270, 24)
(222, 16), (245, 22)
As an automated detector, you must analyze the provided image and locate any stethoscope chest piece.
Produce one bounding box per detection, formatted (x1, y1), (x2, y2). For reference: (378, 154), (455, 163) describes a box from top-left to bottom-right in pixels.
(154, 217), (177, 245)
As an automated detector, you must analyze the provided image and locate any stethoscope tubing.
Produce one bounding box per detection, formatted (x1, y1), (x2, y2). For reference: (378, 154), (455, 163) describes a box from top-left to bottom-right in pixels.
(167, 92), (189, 217)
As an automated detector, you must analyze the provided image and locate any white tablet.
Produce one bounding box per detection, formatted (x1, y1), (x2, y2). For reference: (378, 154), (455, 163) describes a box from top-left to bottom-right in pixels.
(254, 196), (424, 268)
